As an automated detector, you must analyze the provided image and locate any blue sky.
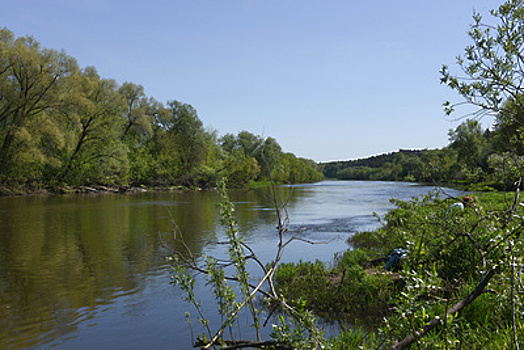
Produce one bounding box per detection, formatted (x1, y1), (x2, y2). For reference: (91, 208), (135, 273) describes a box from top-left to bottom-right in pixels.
(2, 0), (499, 162)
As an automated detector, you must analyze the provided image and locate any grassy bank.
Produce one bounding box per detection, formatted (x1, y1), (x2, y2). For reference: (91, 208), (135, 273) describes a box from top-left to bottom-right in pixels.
(273, 189), (524, 348)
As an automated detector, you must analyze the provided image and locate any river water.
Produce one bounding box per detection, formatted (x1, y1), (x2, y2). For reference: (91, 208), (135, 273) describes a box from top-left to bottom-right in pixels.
(0, 180), (461, 349)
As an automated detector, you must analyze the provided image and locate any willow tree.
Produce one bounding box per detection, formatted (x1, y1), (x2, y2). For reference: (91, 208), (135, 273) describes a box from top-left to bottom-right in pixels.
(118, 82), (154, 142)
(0, 28), (77, 183)
(58, 67), (127, 185)
(220, 131), (283, 181)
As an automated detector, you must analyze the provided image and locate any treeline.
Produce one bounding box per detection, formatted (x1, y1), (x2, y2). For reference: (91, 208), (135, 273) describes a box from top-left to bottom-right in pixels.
(320, 118), (524, 190)
(0, 28), (322, 189)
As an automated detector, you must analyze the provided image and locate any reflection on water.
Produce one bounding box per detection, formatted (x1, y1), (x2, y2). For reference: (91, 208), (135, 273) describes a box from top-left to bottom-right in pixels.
(0, 181), (461, 349)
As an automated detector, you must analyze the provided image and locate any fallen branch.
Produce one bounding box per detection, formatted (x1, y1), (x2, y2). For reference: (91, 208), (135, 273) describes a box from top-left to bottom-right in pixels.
(195, 339), (293, 350)
(388, 267), (498, 350)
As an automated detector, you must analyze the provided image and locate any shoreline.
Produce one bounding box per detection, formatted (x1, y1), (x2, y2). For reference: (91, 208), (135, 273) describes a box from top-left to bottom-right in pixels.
(0, 184), (210, 197)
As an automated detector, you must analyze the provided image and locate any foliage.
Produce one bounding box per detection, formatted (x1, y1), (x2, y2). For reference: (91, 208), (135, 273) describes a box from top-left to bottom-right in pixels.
(343, 188), (524, 349)
(220, 149), (261, 188)
(488, 152), (524, 188)
(0, 28), (77, 183)
(441, 0), (524, 118)
(219, 131), (323, 186)
(58, 67), (128, 185)
(273, 250), (396, 325)
(321, 148), (461, 184)
(320, 116), (521, 189)
(0, 27), (321, 190)
(448, 119), (492, 170)
(170, 179), (328, 349)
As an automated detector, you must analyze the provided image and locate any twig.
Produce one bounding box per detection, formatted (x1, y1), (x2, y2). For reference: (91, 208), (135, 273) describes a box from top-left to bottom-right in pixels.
(195, 339), (293, 350)
(388, 268), (498, 350)
(203, 253), (278, 348)
(510, 240), (520, 350)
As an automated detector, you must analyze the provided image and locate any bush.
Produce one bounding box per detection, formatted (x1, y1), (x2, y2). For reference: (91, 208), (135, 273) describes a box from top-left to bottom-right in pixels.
(274, 250), (395, 325)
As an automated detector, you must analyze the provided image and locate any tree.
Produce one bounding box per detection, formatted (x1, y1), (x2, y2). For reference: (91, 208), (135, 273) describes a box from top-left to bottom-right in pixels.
(149, 100), (211, 185)
(58, 67), (127, 184)
(169, 100), (210, 182)
(221, 149), (261, 187)
(257, 136), (282, 179)
(493, 96), (524, 155)
(0, 28), (77, 182)
(118, 82), (153, 142)
(398, 153), (425, 181)
(219, 131), (283, 181)
(448, 119), (491, 170)
(441, 0), (524, 125)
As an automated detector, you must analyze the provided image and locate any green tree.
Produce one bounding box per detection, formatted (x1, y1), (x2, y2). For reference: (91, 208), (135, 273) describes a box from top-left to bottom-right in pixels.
(398, 153), (424, 181)
(235, 130), (263, 155)
(448, 119), (491, 170)
(150, 100), (211, 185)
(220, 131), (283, 181)
(420, 148), (458, 183)
(118, 82), (153, 142)
(441, 0), (524, 133)
(0, 28), (77, 183)
(493, 97), (524, 155)
(257, 136), (282, 179)
(58, 67), (127, 185)
(221, 149), (261, 187)
(168, 100), (210, 183)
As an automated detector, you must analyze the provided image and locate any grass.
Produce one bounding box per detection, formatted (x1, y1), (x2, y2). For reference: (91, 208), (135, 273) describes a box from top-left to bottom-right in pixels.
(273, 189), (524, 349)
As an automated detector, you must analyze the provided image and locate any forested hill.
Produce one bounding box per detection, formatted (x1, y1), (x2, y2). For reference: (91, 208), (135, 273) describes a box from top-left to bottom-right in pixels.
(0, 28), (323, 191)
(319, 117), (522, 191)
(320, 149), (426, 179)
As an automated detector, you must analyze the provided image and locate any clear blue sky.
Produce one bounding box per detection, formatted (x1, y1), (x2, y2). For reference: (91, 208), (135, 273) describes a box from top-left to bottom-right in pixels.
(2, 0), (499, 162)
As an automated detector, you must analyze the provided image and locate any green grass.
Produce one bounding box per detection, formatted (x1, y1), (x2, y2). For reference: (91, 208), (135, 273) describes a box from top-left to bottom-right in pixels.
(274, 189), (524, 349)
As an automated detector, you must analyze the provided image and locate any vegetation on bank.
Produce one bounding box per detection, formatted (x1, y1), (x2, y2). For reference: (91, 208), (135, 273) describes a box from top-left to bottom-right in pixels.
(273, 189), (523, 348)
(319, 118), (523, 191)
(0, 28), (322, 192)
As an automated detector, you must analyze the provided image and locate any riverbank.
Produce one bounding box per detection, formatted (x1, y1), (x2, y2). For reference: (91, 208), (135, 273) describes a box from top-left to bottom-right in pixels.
(0, 184), (201, 197)
(273, 189), (523, 348)
(0, 179), (292, 197)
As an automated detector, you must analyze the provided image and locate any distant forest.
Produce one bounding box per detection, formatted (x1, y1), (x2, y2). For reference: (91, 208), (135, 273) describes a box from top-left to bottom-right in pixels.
(0, 28), (322, 190)
(319, 118), (524, 191)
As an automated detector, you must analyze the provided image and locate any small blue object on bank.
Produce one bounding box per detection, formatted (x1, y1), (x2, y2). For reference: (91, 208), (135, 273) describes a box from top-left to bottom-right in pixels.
(384, 248), (409, 271)
(446, 202), (465, 214)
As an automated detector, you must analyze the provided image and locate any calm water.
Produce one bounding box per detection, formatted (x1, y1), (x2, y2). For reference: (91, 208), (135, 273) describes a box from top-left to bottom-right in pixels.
(0, 180), (461, 349)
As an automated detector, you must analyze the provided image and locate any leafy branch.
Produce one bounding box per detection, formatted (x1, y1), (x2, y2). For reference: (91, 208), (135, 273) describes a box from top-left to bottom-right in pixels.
(170, 178), (326, 349)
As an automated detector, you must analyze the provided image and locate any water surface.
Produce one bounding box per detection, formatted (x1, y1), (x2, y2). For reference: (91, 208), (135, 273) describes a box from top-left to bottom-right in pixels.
(0, 180), (461, 349)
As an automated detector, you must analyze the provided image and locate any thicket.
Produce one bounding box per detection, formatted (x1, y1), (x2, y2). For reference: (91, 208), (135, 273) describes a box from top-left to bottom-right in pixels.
(0, 28), (322, 191)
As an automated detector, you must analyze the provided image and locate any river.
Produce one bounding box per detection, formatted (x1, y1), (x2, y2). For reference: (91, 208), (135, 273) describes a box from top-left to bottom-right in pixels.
(0, 180), (461, 349)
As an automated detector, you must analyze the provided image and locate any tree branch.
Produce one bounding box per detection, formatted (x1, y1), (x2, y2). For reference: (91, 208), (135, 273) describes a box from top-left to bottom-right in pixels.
(194, 339), (293, 350)
(388, 267), (498, 350)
